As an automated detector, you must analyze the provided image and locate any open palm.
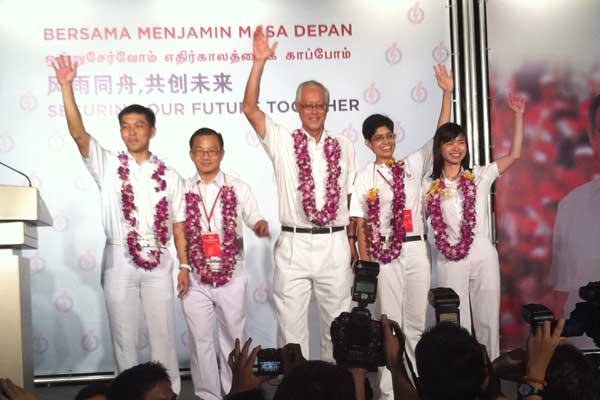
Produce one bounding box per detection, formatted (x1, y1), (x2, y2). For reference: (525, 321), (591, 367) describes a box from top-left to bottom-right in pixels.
(52, 55), (77, 85)
(253, 26), (277, 61)
(507, 94), (526, 114)
(434, 64), (454, 92)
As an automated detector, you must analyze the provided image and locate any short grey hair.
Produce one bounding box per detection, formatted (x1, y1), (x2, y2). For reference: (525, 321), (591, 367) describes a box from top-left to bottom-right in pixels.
(295, 80), (330, 106)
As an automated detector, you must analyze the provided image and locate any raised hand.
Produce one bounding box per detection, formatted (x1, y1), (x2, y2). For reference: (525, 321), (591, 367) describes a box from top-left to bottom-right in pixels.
(227, 338), (271, 395)
(526, 319), (565, 383)
(507, 94), (526, 115)
(252, 26), (278, 62)
(52, 55), (78, 86)
(434, 64), (454, 93)
(382, 314), (405, 372)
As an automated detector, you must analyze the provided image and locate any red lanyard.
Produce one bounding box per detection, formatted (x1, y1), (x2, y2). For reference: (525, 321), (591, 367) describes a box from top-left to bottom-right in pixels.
(198, 183), (222, 232)
(377, 170), (393, 189)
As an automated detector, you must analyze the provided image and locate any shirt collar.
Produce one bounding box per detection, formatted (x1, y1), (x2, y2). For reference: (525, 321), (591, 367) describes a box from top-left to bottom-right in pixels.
(301, 129), (330, 145)
(195, 170), (225, 187)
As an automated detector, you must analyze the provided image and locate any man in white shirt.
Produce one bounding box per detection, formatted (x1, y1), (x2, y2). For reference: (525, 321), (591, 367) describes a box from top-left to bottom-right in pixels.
(552, 94), (600, 350)
(242, 26), (357, 360)
(52, 55), (186, 393)
(177, 128), (269, 400)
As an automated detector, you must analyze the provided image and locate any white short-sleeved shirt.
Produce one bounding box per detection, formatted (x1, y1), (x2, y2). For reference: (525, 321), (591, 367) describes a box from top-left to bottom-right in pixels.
(185, 171), (264, 266)
(551, 178), (600, 349)
(552, 178), (600, 291)
(423, 163), (499, 243)
(350, 140), (434, 237)
(84, 136), (186, 242)
(261, 115), (357, 227)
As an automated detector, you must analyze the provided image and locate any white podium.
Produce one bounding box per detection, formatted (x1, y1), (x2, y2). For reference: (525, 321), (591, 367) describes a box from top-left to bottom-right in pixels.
(0, 185), (52, 389)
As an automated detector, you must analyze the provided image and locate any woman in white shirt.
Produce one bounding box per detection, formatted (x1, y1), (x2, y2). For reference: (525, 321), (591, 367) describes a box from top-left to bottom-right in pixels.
(423, 95), (525, 359)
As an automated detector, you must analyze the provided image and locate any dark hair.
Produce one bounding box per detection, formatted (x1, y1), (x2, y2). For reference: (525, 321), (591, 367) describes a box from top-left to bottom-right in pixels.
(544, 344), (600, 400)
(273, 360), (356, 400)
(362, 114), (394, 141)
(110, 361), (171, 400)
(416, 322), (485, 400)
(430, 122), (470, 179)
(588, 94), (600, 136)
(74, 383), (109, 400)
(189, 127), (224, 150)
(117, 104), (156, 128)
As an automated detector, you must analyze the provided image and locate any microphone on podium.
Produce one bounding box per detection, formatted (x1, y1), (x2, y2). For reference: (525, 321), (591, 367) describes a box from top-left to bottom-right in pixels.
(0, 160), (32, 187)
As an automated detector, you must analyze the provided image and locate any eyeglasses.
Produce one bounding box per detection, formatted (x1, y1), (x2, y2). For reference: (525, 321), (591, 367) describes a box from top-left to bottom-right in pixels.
(191, 148), (221, 157)
(298, 103), (327, 113)
(371, 133), (396, 143)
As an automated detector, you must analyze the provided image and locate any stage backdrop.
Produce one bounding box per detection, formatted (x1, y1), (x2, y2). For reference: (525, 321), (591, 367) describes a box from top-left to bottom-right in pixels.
(0, 0), (451, 375)
(487, 0), (600, 350)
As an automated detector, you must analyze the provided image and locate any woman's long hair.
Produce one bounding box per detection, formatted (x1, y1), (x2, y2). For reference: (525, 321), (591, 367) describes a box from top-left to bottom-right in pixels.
(430, 122), (471, 179)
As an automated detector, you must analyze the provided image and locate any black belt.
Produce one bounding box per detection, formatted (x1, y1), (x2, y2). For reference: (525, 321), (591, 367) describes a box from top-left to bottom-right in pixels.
(381, 234), (427, 243)
(282, 225), (345, 234)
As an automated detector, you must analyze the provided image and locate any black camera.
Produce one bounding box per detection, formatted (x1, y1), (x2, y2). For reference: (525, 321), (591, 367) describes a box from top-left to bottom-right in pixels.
(429, 287), (461, 325)
(256, 348), (284, 376)
(521, 281), (600, 347)
(331, 260), (385, 370)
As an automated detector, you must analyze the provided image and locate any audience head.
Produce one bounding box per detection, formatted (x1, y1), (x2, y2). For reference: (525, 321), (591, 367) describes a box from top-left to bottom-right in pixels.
(273, 360), (355, 400)
(75, 383), (109, 400)
(544, 344), (600, 400)
(416, 322), (486, 400)
(110, 361), (174, 400)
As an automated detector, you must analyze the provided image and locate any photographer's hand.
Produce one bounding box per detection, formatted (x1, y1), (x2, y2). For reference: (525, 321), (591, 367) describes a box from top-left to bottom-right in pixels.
(348, 367), (368, 400)
(226, 338), (271, 397)
(382, 315), (404, 372)
(381, 315), (420, 400)
(525, 319), (564, 392)
(0, 379), (37, 400)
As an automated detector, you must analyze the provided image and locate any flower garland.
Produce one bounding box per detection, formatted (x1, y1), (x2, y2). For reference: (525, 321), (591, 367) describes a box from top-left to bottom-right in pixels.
(366, 160), (407, 264)
(118, 152), (169, 270)
(425, 170), (477, 261)
(292, 129), (341, 226)
(185, 185), (238, 286)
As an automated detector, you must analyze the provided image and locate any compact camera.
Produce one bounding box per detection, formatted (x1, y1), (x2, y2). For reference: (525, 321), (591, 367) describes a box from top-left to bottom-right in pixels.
(256, 348), (284, 376)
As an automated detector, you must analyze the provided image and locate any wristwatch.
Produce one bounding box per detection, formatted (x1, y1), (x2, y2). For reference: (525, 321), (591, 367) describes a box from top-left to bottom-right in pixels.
(517, 382), (544, 398)
(179, 263), (192, 272)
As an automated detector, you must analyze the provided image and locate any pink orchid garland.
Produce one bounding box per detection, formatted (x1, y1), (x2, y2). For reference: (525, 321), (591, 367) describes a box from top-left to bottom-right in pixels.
(366, 161), (407, 264)
(426, 171), (477, 261)
(118, 152), (169, 270)
(185, 185), (238, 286)
(292, 129), (341, 226)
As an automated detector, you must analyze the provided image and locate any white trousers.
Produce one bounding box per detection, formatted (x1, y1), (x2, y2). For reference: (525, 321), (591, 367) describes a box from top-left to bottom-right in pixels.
(273, 230), (353, 361)
(431, 238), (500, 360)
(101, 244), (181, 393)
(181, 272), (247, 400)
(377, 240), (431, 400)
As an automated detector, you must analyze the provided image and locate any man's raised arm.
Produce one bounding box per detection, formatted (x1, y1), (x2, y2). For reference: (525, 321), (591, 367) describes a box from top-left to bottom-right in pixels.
(52, 55), (91, 157)
(242, 26), (278, 139)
